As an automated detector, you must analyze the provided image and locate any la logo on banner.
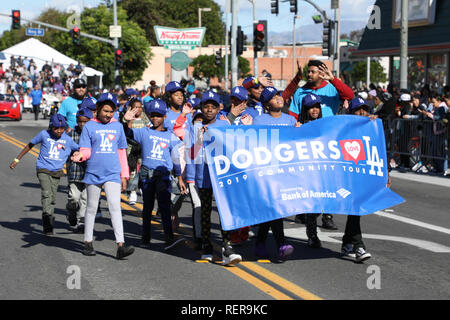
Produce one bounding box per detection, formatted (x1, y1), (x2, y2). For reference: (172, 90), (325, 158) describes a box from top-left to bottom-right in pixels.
(339, 139), (366, 164)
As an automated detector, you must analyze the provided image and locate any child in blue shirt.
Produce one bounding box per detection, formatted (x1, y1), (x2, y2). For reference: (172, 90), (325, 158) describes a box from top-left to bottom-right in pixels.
(71, 93), (134, 260)
(251, 87), (299, 261)
(10, 114), (79, 235)
(123, 99), (186, 250)
(185, 91), (242, 266)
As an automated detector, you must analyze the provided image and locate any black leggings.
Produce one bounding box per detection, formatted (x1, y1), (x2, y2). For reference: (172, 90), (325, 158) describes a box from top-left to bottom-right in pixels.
(199, 188), (231, 245)
(256, 219), (286, 247)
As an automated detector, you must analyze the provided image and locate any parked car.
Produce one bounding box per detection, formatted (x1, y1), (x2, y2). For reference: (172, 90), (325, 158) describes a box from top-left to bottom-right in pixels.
(42, 94), (60, 119)
(0, 94), (21, 121)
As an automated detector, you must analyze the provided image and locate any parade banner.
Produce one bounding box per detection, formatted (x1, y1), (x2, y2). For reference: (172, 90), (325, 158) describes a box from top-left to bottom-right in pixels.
(204, 116), (405, 231)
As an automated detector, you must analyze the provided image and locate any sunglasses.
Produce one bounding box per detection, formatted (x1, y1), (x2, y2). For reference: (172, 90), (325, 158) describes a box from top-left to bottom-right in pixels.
(75, 85), (87, 89)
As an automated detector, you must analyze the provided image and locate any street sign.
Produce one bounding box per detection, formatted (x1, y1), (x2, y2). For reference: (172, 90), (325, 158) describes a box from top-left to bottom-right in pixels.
(109, 25), (122, 38)
(26, 28), (44, 37)
(165, 51), (192, 71)
(154, 26), (206, 50)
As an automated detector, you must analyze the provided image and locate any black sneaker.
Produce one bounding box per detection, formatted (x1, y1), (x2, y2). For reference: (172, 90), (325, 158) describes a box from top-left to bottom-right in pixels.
(67, 210), (78, 227)
(307, 236), (322, 248)
(321, 215), (338, 230)
(116, 245), (135, 260)
(295, 214), (306, 224)
(73, 223), (84, 234)
(43, 215), (54, 234)
(222, 245), (242, 266)
(83, 242), (96, 256)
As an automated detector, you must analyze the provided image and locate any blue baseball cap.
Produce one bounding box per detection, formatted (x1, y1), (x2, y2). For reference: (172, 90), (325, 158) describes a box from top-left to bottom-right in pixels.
(302, 93), (322, 108)
(230, 86), (248, 101)
(201, 90), (221, 106)
(80, 97), (97, 111)
(349, 97), (370, 112)
(144, 99), (167, 115)
(165, 81), (185, 93)
(49, 114), (67, 128)
(260, 86), (280, 105)
(76, 107), (93, 119)
(125, 88), (139, 96)
(242, 76), (260, 89)
(188, 98), (201, 109)
(97, 92), (119, 108)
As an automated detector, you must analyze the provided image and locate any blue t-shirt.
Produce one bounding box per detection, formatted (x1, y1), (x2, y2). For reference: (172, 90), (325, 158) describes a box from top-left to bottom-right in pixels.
(289, 83), (341, 118)
(30, 130), (79, 172)
(143, 96), (154, 104)
(58, 96), (83, 129)
(253, 113), (297, 126)
(29, 90), (43, 106)
(132, 127), (182, 177)
(164, 109), (192, 132)
(79, 120), (128, 185)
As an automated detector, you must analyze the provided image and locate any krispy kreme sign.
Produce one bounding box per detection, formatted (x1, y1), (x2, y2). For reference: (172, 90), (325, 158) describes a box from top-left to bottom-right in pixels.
(154, 26), (206, 47)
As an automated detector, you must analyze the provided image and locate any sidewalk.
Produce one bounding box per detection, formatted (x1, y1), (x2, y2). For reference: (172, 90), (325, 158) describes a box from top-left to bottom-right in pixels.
(390, 170), (450, 188)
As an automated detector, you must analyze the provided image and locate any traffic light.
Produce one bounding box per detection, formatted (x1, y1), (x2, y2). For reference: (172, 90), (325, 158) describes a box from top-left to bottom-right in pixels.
(71, 27), (80, 45)
(271, 0), (279, 15)
(253, 20), (267, 54)
(322, 20), (333, 57)
(290, 0), (298, 14)
(115, 49), (122, 68)
(215, 48), (222, 66)
(236, 26), (247, 56)
(12, 10), (20, 30)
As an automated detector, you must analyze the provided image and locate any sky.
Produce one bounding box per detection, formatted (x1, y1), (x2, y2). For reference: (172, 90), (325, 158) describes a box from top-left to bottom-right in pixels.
(0, 0), (375, 37)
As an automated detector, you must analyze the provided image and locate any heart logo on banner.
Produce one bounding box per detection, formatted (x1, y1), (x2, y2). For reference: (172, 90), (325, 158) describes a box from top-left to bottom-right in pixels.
(107, 134), (115, 141)
(344, 141), (361, 160)
(339, 139), (366, 165)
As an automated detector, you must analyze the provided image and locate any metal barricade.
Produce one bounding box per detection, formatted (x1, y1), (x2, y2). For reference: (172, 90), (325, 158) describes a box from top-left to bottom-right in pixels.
(382, 118), (449, 172)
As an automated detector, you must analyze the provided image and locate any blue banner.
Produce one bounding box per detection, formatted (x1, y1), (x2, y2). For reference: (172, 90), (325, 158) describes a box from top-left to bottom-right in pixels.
(204, 116), (405, 231)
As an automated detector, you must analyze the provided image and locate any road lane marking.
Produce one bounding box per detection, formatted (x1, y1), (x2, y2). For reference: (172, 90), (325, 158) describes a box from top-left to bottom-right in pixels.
(240, 262), (323, 300)
(375, 211), (450, 235)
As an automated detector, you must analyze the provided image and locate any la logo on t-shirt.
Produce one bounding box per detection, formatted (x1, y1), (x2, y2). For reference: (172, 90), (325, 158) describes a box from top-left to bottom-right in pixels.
(99, 133), (115, 152)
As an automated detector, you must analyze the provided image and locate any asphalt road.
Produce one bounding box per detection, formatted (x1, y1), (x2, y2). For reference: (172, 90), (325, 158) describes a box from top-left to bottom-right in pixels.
(0, 113), (449, 301)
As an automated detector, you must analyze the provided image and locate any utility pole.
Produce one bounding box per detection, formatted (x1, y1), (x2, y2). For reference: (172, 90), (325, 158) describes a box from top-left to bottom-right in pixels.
(366, 56), (371, 89)
(292, 15), (300, 78)
(400, 0), (408, 90)
(248, 0), (258, 78)
(231, 0), (238, 88)
(224, 0), (230, 92)
(113, 0), (119, 85)
(332, 0), (341, 78)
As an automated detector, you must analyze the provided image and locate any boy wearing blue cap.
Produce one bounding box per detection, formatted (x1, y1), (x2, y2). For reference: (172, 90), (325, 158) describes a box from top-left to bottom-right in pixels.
(65, 107), (93, 232)
(185, 90), (242, 265)
(10, 114), (79, 235)
(123, 99), (186, 250)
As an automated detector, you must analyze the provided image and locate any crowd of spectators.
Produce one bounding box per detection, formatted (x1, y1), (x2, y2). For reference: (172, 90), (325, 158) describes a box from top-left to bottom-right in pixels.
(0, 55), (89, 111)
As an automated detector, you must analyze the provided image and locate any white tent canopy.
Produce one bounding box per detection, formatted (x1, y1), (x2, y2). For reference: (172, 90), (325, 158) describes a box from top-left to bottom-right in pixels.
(1, 38), (103, 86)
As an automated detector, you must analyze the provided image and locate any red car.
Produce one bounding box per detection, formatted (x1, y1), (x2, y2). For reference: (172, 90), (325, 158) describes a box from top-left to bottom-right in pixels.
(0, 94), (21, 121)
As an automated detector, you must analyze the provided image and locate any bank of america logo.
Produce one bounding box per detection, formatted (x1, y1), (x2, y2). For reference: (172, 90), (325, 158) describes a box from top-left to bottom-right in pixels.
(337, 188), (351, 199)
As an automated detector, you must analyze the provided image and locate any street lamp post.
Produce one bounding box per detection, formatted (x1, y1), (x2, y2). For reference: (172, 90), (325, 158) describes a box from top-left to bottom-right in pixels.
(293, 15), (300, 78)
(198, 7), (211, 55)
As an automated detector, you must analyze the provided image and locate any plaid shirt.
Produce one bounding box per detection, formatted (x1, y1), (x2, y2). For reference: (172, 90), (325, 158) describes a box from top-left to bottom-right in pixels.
(66, 126), (86, 183)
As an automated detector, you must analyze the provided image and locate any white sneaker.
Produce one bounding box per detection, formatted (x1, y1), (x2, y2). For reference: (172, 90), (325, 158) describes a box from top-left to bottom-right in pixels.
(222, 246), (242, 266)
(341, 244), (356, 258)
(355, 247), (371, 262)
(412, 162), (421, 172)
(129, 191), (137, 205)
